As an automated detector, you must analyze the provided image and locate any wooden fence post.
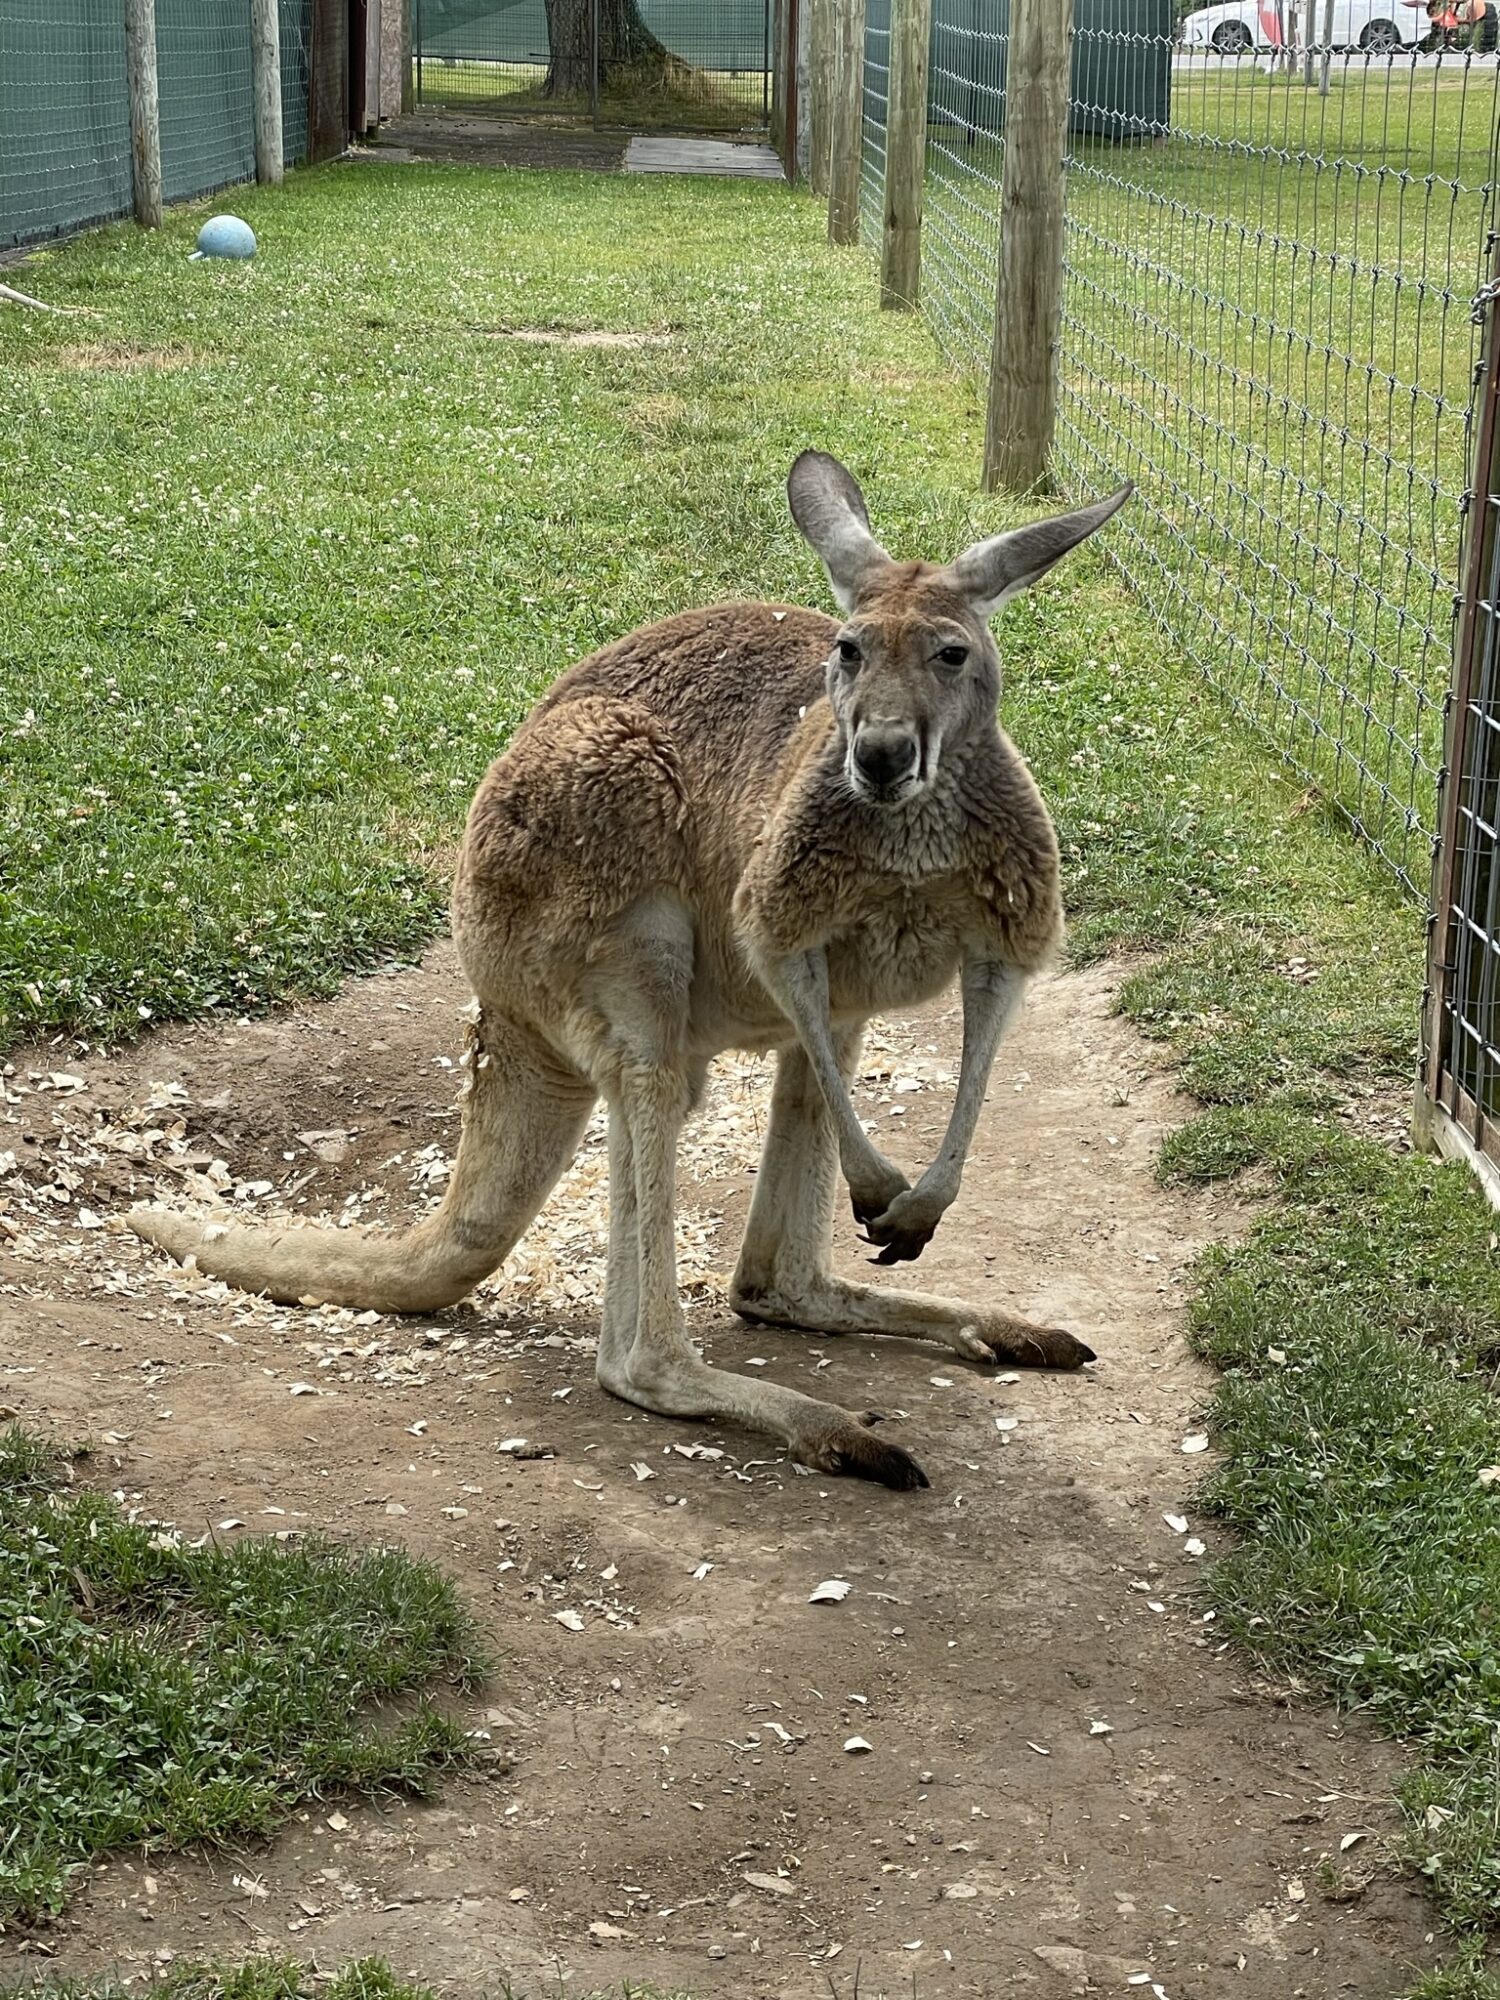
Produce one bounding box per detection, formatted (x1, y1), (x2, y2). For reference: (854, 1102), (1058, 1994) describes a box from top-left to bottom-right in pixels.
(827, 0), (866, 244)
(1318, 0), (1335, 94)
(125, 0), (162, 228)
(982, 0), (1073, 493)
(880, 0), (932, 307)
(401, 0), (415, 112)
(251, 0), (285, 184)
(808, 0), (833, 198)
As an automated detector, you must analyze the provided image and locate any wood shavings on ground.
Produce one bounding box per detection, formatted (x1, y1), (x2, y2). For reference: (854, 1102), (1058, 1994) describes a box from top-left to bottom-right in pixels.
(478, 1050), (778, 1317)
(0, 1029), (945, 1403)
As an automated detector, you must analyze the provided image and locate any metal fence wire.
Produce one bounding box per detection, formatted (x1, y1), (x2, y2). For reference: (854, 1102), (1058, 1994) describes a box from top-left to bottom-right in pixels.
(862, 0), (892, 234)
(0, 0), (313, 255)
(860, 0), (1500, 896)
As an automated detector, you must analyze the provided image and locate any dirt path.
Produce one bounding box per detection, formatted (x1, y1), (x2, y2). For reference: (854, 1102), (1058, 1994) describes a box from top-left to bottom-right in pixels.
(0, 952), (1432, 1997)
(366, 113), (629, 173)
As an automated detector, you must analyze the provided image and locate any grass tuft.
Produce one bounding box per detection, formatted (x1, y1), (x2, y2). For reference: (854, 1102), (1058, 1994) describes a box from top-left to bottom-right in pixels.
(0, 1425), (482, 1922)
(0, 1960), (696, 2000)
(1152, 1100), (1500, 1934)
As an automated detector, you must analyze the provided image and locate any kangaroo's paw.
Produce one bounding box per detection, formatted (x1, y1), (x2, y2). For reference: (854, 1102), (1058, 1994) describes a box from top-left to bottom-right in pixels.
(794, 1408), (930, 1490)
(967, 1315), (1096, 1369)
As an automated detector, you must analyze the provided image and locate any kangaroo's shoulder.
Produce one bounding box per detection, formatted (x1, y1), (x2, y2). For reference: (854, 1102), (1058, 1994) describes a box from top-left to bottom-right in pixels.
(533, 601), (838, 725)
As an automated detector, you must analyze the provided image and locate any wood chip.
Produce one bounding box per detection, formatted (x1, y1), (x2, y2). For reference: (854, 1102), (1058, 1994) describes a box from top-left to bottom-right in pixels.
(742, 1871), (794, 1895)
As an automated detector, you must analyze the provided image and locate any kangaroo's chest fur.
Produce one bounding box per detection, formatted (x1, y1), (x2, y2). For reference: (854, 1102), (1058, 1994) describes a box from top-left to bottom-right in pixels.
(823, 879), (974, 1014)
(458, 602), (1061, 1048)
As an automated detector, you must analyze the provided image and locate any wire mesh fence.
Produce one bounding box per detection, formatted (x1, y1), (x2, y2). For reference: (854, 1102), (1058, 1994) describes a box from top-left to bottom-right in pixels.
(157, 0), (256, 203)
(413, 0), (773, 131)
(861, 0), (892, 237)
(280, 0), (313, 168)
(0, 0), (133, 252)
(0, 0), (313, 256)
(859, 0), (1500, 896)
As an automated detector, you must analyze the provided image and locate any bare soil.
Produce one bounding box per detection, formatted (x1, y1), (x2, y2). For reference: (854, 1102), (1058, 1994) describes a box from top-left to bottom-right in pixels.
(0, 951), (1437, 1997)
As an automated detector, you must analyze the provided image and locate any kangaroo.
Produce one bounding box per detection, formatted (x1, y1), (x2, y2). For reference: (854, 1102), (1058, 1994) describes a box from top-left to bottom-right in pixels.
(129, 453), (1130, 1491)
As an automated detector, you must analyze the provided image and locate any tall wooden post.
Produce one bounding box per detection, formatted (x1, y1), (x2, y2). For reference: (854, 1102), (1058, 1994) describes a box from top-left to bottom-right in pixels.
(251, 0), (285, 184)
(827, 0), (865, 244)
(400, 0), (414, 112)
(125, 0), (162, 228)
(982, 0), (1073, 493)
(880, 0), (932, 307)
(808, 0), (833, 198)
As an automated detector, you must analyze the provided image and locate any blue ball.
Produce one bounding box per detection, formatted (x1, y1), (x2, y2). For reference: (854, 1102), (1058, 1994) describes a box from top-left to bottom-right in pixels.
(196, 215), (257, 260)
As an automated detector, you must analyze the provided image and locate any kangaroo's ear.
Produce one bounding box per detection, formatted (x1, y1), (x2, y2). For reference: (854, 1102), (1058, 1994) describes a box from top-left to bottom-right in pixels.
(947, 483), (1133, 621)
(787, 451), (892, 613)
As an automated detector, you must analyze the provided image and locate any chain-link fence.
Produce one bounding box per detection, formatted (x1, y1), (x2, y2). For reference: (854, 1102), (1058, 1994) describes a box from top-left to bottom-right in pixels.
(0, 0), (314, 256)
(859, 1), (1500, 896)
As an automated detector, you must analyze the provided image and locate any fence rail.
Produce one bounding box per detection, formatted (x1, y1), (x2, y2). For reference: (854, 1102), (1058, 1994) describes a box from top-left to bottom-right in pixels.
(857, 0), (1500, 897)
(0, 0), (314, 256)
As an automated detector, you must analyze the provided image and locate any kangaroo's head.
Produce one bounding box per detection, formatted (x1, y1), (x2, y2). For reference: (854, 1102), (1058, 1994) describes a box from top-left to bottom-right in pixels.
(787, 451), (1131, 808)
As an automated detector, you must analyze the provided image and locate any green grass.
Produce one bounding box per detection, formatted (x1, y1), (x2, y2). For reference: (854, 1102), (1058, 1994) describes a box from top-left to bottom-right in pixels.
(0, 1961), (439, 2000)
(1155, 1110), (1500, 1933)
(1409, 1957), (1500, 2000)
(0, 155), (1431, 1054)
(0, 1426), (482, 1922)
(0, 1963), (693, 2000)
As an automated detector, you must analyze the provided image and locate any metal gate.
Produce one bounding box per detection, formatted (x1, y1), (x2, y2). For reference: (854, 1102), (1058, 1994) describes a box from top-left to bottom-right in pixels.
(1422, 257), (1500, 1201)
(412, 0), (772, 132)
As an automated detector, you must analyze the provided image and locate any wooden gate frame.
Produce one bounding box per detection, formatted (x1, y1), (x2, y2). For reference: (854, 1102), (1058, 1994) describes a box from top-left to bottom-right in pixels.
(1418, 238), (1500, 1206)
(773, 0), (800, 180)
(309, 0), (351, 161)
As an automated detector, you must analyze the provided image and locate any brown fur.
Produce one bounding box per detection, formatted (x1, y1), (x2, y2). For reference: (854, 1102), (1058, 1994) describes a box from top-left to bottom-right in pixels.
(130, 455), (1130, 1490)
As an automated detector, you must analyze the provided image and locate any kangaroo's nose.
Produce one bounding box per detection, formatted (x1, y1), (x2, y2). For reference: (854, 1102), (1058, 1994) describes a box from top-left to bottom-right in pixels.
(853, 728), (919, 793)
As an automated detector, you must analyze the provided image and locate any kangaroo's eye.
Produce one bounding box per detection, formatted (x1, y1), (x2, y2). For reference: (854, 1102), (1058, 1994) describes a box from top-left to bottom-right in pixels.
(836, 638), (862, 667)
(937, 644), (969, 667)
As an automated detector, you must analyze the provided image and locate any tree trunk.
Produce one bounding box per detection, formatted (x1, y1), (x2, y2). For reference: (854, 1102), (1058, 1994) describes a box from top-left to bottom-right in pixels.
(543, 0), (590, 94)
(542, 0), (681, 97)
